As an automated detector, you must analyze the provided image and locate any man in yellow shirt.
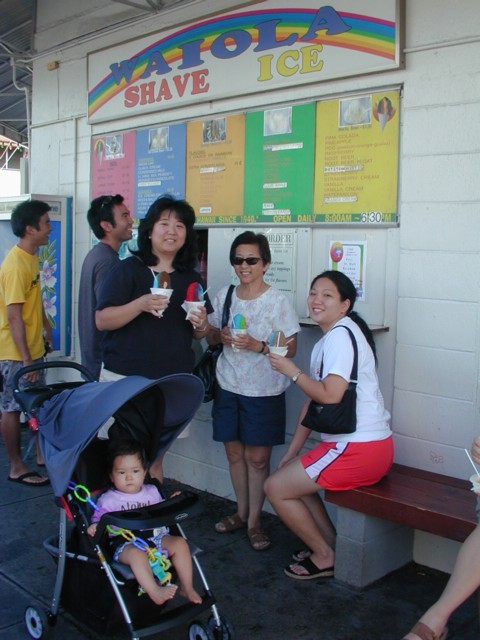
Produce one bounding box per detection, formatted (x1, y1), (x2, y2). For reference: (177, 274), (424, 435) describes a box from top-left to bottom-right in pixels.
(0, 199), (52, 486)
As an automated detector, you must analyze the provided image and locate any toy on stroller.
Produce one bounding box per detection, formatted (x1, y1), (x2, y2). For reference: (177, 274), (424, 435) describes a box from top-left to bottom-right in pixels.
(14, 361), (234, 640)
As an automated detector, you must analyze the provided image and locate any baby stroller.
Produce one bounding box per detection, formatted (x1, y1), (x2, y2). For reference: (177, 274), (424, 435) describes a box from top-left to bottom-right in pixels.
(14, 361), (234, 640)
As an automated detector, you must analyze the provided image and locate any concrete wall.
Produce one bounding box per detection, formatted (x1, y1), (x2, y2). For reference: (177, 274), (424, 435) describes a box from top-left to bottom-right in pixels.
(28, 0), (480, 572)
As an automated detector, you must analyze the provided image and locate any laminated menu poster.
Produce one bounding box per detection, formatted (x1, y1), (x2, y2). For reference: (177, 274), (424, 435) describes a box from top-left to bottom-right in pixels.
(243, 103), (315, 223)
(313, 89), (400, 224)
(186, 115), (245, 224)
(135, 123), (186, 218)
(91, 131), (136, 209)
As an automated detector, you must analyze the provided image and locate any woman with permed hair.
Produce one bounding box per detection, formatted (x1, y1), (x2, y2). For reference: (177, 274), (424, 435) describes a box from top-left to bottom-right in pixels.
(95, 196), (213, 480)
(207, 231), (301, 551)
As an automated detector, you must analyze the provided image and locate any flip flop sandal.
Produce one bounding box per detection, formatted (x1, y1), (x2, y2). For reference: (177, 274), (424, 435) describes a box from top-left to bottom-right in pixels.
(284, 557), (334, 580)
(214, 513), (247, 533)
(292, 548), (312, 562)
(402, 622), (448, 640)
(248, 527), (271, 551)
(8, 471), (50, 487)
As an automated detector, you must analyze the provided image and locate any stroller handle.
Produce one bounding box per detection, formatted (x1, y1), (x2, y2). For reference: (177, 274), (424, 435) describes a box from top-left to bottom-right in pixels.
(13, 360), (96, 390)
(13, 361), (97, 417)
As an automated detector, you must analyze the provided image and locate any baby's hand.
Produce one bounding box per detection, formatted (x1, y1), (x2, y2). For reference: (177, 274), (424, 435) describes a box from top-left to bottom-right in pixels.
(87, 523), (97, 537)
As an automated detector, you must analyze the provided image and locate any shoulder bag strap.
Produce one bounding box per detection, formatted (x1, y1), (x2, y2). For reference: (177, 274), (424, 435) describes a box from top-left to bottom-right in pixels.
(319, 325), (358, 384)
(221, 285), (235, 329)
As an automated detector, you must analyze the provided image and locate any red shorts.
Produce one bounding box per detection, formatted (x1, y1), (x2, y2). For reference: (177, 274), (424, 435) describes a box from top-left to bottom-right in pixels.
(300, 437), (394, 490)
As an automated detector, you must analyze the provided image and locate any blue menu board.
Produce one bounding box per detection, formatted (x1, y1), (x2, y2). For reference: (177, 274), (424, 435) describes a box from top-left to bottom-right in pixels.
(135, 123), (186, 218)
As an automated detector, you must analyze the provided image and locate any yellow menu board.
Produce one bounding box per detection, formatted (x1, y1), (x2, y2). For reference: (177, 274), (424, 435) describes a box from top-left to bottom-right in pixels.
(314, 89), (400, 224)
(186, 115), (245, 224)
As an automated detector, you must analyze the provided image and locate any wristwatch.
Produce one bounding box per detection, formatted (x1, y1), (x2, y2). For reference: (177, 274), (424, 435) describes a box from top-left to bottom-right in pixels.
(292, 370), (303, 383)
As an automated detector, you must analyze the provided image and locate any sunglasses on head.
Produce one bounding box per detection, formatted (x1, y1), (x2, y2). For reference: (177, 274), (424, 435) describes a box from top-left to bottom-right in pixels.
(232, 257), (262, 266)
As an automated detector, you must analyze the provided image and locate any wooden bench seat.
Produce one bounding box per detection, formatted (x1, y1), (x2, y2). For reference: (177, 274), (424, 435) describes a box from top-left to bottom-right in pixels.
(323, 463), (478, 587)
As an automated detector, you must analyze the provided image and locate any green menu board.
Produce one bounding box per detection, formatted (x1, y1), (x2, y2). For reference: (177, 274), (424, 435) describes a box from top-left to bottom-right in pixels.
(244, 103), (315, 223)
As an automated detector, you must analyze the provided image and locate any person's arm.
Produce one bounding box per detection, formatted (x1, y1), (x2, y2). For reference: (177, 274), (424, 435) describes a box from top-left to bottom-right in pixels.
(269, 354), (348, 404)
(7, 303), (40, 382)
(472, 437), (480, 465)
(7, 303), (31, 362)
(96, 292), (169, 330)
(42, 307), (53, 352)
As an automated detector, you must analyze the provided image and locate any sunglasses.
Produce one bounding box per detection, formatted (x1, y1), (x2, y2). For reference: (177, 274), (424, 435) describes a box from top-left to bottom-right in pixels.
(232, 257), (262, 266)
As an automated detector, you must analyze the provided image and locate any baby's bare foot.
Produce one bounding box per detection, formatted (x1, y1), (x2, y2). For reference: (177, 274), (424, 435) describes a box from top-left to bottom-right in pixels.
(179, 586), (202, 604)
(149, 583), (177, 605)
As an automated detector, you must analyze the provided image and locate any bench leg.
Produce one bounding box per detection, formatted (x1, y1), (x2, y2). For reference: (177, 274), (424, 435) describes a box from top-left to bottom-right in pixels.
(334, 507), (414, 588)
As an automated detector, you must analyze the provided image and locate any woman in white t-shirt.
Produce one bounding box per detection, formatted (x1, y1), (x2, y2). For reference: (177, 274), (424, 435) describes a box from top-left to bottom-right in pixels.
(207, 231), (300, 551)
(265, 270), (393, 579)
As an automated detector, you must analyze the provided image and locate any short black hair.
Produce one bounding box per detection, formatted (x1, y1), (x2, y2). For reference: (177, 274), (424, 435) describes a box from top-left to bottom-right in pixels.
(106, 436), (148, 474)
(87, 194), (125, 239)
(11, 199), (51, 238)
(229, 231), (271, 265)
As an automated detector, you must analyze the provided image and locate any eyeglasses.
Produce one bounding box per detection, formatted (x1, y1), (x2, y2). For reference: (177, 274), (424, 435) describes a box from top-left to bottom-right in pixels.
(232, 257), (261, 266)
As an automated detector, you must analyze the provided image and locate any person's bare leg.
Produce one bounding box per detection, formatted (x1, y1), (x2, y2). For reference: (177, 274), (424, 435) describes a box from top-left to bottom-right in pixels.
(149, 452), (165, 484)
(223, 440), (249, 522)
(300, 494), (336, 549)
(244, 445), (271, 530)
(35, 436), (45, 466)
(163, 535), (201, 604)
(403, 524), (480, 639)
(2, 411), (46, 482)
(265, 458), (335, 573)
(119, 545), (177, 605)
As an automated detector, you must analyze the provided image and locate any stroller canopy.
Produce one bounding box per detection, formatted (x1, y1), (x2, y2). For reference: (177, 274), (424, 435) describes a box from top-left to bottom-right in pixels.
(37, 373), (204, 497)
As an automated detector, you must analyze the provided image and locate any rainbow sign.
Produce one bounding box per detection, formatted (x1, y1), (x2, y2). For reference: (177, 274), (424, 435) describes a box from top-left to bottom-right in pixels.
(88, 0), (401, 123)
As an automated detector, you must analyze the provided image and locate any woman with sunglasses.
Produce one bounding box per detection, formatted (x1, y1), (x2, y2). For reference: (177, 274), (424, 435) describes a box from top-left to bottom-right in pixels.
(207, 231), (300, 551)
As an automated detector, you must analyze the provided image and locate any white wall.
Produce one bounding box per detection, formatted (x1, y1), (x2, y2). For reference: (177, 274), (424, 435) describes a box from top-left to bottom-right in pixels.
(29, 0), (480, 572)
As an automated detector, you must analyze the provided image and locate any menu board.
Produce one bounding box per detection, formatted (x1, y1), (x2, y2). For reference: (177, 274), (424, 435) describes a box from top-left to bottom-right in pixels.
(90, 89), (400, 226)
(244, 103), (315, 223)
(91, 131), (136, 210)
(135, 123), (186, 218)
(186, 115), (245, 223)
(314, 89), (400, 223)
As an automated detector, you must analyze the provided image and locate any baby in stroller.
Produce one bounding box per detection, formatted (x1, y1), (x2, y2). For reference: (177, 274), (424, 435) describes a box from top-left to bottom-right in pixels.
(88, 434), (202, 606)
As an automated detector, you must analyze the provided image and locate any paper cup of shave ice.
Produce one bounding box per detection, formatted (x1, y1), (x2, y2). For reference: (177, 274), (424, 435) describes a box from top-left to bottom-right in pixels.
(231, 328), (247, 352)
(150, 287), (173, 317)
(268, 345), (288, 357)
(470, 474), (480, 494)
(183, 300), (206, 321)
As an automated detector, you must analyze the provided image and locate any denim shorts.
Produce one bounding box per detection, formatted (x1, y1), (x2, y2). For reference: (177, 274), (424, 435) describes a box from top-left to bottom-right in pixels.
(212, 386), (286, 447)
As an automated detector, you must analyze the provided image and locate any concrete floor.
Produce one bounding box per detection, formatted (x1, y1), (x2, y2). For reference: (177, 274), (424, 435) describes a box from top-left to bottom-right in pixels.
(1, 428), (479, 640)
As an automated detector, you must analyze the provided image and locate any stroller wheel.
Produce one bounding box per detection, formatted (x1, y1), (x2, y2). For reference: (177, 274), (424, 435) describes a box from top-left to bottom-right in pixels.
(189, 620), (215, 640)
(24, 603), (51, 639)
(208, 614), (235, 640)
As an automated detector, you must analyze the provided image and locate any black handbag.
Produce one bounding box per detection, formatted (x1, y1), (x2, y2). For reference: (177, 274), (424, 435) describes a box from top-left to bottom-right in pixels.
(301, 326), (358, 435)
(193, 284), (234, 403)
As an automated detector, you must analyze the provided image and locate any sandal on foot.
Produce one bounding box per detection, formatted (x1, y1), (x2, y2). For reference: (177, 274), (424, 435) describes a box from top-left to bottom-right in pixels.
(284, 557), (334, 580)
(8, 471), (49, 487)
(214, 513), (247, 533)
(292, 548), (312, 562)
(403, 622), (448, 640)
(248, 527), (271, 551)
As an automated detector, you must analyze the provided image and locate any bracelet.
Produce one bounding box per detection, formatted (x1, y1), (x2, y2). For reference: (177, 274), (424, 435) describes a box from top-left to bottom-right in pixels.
(259, 340), (267, 354)
(292, 370), (303, 383)
(196, 323), (208, 332)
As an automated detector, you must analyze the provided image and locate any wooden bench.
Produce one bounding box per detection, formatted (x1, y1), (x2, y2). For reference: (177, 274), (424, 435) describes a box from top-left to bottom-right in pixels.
(324, 463), (478, 587)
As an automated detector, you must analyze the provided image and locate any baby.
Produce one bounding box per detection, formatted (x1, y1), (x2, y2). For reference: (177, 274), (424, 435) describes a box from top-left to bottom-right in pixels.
(87, 437), (202, 606)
